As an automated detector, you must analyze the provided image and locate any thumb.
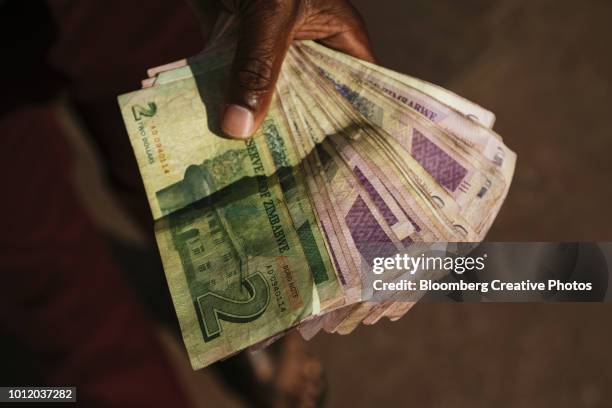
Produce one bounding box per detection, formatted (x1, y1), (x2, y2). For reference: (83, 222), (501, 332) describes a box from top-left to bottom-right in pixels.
(221, 3), (297, 139)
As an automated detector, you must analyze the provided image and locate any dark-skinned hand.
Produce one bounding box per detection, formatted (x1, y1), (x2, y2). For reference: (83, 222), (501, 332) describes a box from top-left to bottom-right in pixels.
(216, 0), (376, 138)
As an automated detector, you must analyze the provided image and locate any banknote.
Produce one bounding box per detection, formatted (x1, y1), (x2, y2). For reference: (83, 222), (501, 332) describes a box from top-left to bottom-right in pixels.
(280, 54), (479, 334)
(154, 135), (344, 368)
(118, 14), (516, 368)
(292, 50), (511, 238)
(284, 52), (510, 328)
(298, 43), (516, 192)
(119, 71), (303, 220)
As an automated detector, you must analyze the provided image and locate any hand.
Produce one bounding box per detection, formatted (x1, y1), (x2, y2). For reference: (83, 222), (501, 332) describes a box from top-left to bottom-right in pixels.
(219, 0), (376, 139)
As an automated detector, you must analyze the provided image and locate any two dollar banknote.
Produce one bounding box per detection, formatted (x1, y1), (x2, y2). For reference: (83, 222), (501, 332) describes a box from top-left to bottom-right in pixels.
(118, 15), (516, 369)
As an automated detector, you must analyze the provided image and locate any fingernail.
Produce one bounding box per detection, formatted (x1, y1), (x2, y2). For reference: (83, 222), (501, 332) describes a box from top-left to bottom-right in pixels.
(222, 104), (254, 138)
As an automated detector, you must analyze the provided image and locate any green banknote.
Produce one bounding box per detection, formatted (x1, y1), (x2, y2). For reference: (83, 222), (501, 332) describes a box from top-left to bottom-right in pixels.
(118, 13), (516, 365)
(118, 35), (346, 367)
(155, 135), (339, 368)
(118, 45), (305, 221)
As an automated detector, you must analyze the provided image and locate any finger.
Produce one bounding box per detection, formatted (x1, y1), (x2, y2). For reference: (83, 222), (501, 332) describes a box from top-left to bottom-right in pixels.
(318, 28), (377, 64)
(221, 1), (298, 139)
(294, 2), (377, 63)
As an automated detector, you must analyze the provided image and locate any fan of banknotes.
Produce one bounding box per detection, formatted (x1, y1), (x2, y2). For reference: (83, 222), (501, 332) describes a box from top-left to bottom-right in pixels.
(118, 14), (515, 369)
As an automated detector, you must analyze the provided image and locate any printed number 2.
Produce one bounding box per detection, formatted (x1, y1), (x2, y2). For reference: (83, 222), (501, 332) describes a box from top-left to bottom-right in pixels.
(132, 102), (157, 120)
(197, 272), (270, 341)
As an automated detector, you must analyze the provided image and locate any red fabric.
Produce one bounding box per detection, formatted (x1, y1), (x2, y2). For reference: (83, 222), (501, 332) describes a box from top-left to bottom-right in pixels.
(0, 106), (190, 407)
(0, 0), (216, 405)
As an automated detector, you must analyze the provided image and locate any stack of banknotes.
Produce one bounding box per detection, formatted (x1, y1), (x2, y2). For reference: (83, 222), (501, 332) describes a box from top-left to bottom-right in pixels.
(118, 15), (516, 369)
